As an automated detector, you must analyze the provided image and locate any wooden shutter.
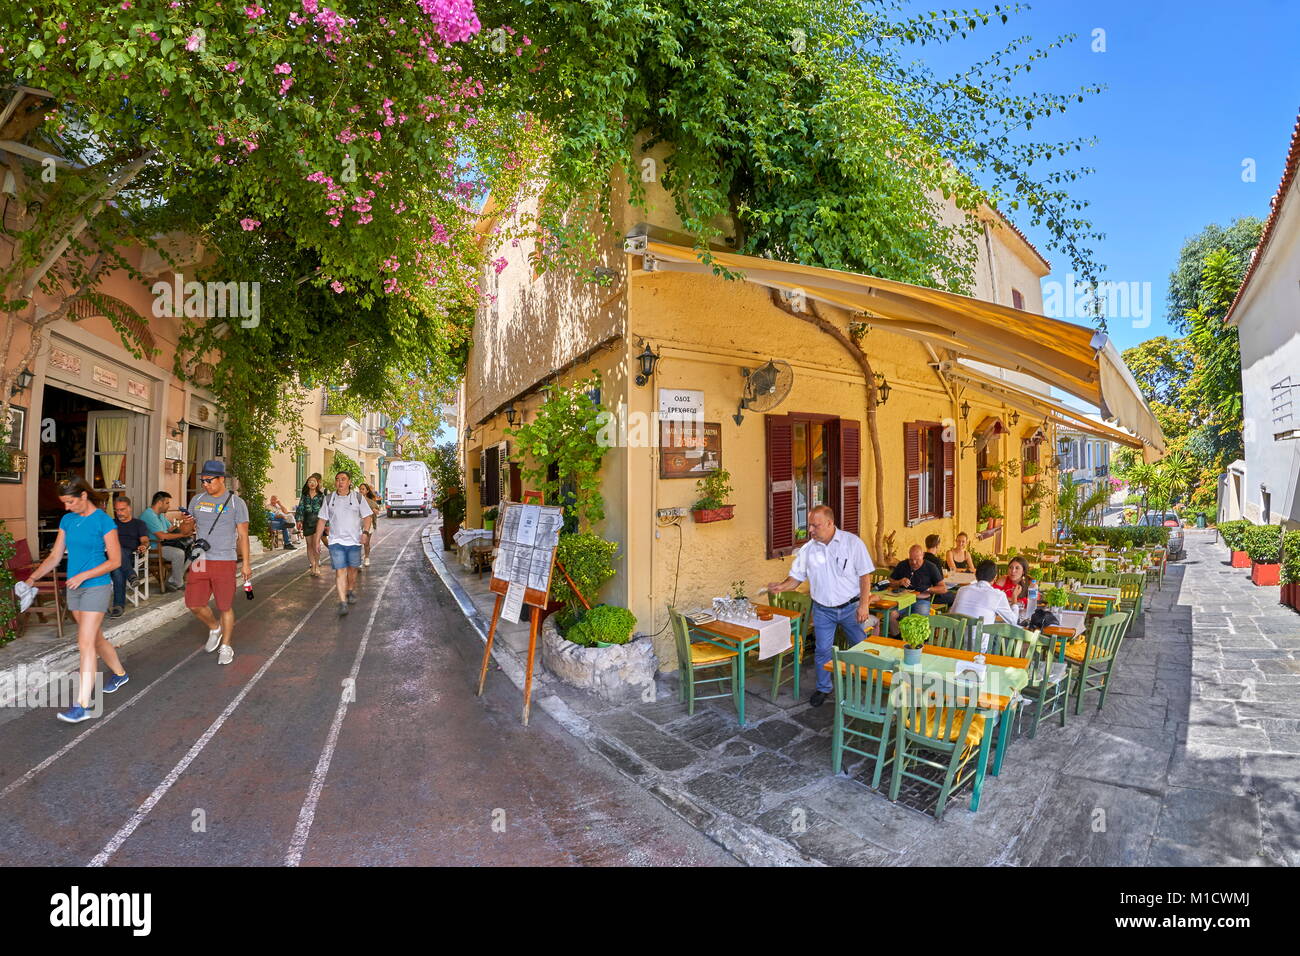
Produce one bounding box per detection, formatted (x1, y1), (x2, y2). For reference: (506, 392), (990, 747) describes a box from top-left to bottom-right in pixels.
(904, 422), (922, 524)
(483, 445), (500, 507)
(942, 426), (955, 517)
(766, 415), (794, 558)
(838, 419), (861, 535)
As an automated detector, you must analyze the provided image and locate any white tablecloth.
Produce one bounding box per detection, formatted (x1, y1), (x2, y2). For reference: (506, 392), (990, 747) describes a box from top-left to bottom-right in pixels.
(716, 613), (793, 661)
(452, 528), (493, 548)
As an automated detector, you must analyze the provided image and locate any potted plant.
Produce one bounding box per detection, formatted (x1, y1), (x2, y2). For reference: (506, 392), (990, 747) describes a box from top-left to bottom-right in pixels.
(692, 469), (734, 523)
(1220, 519), (1252, 568)
(731, 580), (747, 600)
(899, 614), (931, 665)
(482, 506), (499, 531)
(1043, 585), (1069, 610)
(1022, 460), (1040, 483)
(563, 604), (637, 648)
(438, 488), (466, 551)
(1281, 530), (1300, 611)
(1244, 524), (1283, 587)
(1023, 503), (1041, 527)
(977, 503), (1000, 533)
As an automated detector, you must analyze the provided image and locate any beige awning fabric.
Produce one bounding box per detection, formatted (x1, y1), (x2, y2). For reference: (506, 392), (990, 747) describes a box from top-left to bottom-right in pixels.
(639, 240), (1166, 455)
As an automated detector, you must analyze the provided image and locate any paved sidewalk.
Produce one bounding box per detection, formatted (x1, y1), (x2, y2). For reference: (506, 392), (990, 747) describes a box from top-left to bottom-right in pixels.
(434, 528), (1298, 866)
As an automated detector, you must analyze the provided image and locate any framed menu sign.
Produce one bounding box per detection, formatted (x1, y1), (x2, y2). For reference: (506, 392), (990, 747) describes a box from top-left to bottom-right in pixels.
(489, 499), (564, 612)
(659, 420), (722, 478)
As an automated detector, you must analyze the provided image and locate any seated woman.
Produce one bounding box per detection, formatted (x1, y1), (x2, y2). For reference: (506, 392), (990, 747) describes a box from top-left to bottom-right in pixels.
(993, 555), (1034, 608)
(946, 531), (977, 573)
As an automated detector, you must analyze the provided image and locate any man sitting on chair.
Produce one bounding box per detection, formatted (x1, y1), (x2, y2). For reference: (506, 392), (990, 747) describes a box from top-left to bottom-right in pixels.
(109, 496), (152, 618)
(884, 545), (948, 636)
(950, 560), (1018, 626)
(140, 491), (194, 593)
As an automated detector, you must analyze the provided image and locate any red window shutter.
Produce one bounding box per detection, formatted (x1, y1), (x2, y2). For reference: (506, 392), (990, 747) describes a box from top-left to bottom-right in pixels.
(766, 415), (794, 558)
(904, 422), (921, 524)
(942, 426), (955, 517)
(839, 419), (861, 535)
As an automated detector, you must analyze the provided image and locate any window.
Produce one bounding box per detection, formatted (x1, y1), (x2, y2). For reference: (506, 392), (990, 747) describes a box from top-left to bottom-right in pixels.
(765, 415), (860, 558)
(1012, 289), (1025, 310)
(904, 421), (953, 525)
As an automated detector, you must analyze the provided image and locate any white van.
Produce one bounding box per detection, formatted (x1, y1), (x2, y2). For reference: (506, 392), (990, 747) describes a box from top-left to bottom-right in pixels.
(384, 460), (433, 517)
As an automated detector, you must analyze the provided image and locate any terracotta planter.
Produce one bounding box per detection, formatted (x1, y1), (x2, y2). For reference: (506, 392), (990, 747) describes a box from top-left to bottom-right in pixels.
(978, 470), (998, 480)
(692, 505), (734, 524)
(1231, 550), (1251, 569)
(1022, 474), (1040, 484)
(440, 517), (462, 550)
(1281, 582), (1297, 609)
(1250, 562), (1281, 587)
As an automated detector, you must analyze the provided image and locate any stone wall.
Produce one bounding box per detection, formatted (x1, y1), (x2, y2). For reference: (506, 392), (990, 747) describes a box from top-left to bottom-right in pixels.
(540, 616), (658, 703)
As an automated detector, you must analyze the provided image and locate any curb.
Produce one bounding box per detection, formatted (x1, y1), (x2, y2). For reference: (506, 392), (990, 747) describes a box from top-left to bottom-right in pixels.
(419, 524), (816, 867)
(0, 546), (302, 707)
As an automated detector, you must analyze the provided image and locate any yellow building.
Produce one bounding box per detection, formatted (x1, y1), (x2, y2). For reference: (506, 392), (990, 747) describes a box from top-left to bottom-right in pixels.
(263, 389), (391, 508)
(462, 173), (1164, 669)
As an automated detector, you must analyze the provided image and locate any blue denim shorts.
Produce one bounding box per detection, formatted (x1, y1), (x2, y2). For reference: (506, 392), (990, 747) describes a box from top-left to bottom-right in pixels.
(328, 543), (362, 569)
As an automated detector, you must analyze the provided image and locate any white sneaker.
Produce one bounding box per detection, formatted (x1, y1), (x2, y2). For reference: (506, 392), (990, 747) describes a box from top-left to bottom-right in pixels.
(205, 628), (222, 652)
(218, 644), (234, 665)
(363, 557), (370, 567)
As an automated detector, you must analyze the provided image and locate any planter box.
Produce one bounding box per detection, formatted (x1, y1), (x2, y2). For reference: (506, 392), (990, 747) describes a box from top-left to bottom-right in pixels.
(1250, 562), (1281, 587)
(1022, 474), (1040, 484)
(1281, 582), (1298, 610)
(978, 470), (998, 480)
(692, 505), (734, 524)
(1230, 550), (1251, 569)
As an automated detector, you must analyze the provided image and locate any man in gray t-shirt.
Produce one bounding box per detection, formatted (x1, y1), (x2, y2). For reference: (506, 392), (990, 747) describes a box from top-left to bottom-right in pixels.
(185, 460), (251, 666)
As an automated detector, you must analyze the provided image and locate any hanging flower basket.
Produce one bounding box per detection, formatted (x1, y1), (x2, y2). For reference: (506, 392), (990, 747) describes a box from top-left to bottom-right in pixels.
(692, 505), (735, 524)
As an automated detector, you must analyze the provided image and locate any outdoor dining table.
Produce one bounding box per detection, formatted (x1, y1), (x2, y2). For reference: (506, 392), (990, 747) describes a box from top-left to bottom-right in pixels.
(686, 605), (803, 727)
(825, 635), (1032, 810)
(1075, 586), (1121, 614)
(943, 571), (976, 587)
(866, 589), (919, 637)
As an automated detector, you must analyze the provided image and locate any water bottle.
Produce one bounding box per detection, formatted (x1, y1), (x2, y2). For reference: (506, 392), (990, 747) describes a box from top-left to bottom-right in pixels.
(1025, 582), (1038, 620)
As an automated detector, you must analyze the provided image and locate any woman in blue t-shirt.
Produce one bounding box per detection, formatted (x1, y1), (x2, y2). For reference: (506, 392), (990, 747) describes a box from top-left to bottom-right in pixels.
(26, 477), (129, 723)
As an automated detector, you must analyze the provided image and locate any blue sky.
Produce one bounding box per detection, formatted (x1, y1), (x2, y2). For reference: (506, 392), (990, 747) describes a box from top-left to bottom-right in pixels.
(898, 0), (1300, 353)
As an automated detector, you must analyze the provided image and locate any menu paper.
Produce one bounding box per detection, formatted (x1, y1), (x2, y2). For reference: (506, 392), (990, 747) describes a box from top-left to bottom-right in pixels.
(502, 581), (525, 623)
(491, 500), (564, 608)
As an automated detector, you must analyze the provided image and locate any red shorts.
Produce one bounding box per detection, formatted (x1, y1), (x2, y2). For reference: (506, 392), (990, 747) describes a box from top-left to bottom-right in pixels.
(186, 559), (238, 612)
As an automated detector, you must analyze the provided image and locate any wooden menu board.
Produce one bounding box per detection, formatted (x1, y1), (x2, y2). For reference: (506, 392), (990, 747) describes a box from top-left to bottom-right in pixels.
(488, 499), (563, 608)
(659, 420), (722, 478)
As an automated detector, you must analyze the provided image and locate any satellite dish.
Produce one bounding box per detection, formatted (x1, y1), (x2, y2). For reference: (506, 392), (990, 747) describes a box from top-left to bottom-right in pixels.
(734, 359), (794, 425)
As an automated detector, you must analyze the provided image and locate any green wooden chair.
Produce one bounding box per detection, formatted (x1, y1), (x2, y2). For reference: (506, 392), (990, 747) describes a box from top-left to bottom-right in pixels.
(762, 592), (811, 701)
(1065, 611), (1130, 715)
(981, 621), (1035, 659)
(888, 674), (990, 821)
(927, 614), (969, 651)
(1019, 629), (1071, 738)
(1118, 572), (1145, 619)
(831, 649), (897, 789)
(670, 611), (740, 718)
(870, 569), (892, 587)
(949, 612), (984, 651)
(996, 562), (1009, 577)
(1147, 547), (1168, 589)
(1084, 571), (1119, 589)
(1060, 591), (1092, 613)
(1058, 570), (1085, 587)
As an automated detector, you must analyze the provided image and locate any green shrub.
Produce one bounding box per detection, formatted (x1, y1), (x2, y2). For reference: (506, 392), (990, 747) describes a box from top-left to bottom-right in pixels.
(1219, 519), (1251, 553)
(899, 614), (931, 648)
(1060, 554), (1092, 573)
(1072, 526), (1170, 549)
(1281, 531), (1300, 585)
(1243, 524), (1283, 564)
(565, 604), (637, 646)
(550, 532), (618, 611)
(1043, 586), (1070, 608)
(0, 526), (16, 646)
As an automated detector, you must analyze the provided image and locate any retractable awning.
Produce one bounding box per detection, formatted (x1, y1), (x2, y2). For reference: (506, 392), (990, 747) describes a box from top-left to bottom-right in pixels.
(639, 240), (1165, 456)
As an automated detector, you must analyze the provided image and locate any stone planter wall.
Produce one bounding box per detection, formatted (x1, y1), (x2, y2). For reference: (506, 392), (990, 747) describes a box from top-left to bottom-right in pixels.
(540, 615), (659, 702)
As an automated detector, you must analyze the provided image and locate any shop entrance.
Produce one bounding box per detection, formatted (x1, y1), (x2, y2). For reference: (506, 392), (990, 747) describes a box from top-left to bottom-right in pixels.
(36, 385), (149, 551)
(185, 426), (223, 503)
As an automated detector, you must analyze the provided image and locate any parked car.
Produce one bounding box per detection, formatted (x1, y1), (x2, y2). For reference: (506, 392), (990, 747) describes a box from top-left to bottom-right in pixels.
(384, 460), (433, 517)
(1135, 510), (1184, 558)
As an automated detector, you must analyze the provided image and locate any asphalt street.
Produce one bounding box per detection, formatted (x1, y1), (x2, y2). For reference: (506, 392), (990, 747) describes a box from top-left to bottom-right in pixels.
(0, 518), (734, 866)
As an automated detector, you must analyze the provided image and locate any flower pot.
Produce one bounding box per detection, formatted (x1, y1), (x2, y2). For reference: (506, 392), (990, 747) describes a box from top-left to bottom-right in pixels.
(439, 518), (462, 551)
(977, 520), (990, 533)
(1250, 562), (1281, 587)
(692, 505), (735, 524)
(1230, 550), (1251, 569)
(1281, 582), (1297, 609)
(903, 645), (922, 665)
(1022, 474), (1039, 484)
(484, 519), (495, 531)
(978, 470), (998, 480)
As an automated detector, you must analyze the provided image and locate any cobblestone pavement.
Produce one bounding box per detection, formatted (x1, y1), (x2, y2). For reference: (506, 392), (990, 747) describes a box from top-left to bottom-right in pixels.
(449, 529), (1299, 865)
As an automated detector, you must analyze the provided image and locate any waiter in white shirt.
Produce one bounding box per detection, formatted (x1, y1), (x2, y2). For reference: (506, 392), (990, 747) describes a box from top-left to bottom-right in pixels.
(950, 560), (1017, 627)
(768, 505), (875, 708)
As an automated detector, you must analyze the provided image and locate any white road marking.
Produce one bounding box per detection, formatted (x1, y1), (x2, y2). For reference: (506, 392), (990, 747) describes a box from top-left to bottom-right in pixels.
(284, 535), (416, 866)
(89, 584), (336, 867)
(0, 570), (309, 802)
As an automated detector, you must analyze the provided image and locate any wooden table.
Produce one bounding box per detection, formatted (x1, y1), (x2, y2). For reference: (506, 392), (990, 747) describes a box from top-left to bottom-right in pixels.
(825, 636), (1032, 809)
(688, 605), (803, 726)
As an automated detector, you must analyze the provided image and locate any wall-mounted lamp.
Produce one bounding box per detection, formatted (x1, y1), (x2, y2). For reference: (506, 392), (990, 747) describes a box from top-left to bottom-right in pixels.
(169, 422), (185, 438)
(504, 404), (518, 426)
(874, 374), (891, 406)
(1008, 410), (1020, 426)
(463, 426), (473, 442)
(10, 367), (33, 395)
(960, 399), (971, 421)
(634, 343), (661, 387)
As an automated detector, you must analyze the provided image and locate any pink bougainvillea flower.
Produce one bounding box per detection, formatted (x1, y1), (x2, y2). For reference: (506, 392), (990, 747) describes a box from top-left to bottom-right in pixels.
(225, 62), (239, 71)
(273, 62), (292, 74)
(244, 4), (265, 17)
(330, 280), (345, 293)
(279, 77), (294, 95)
(185, 33), (202, 51)
(239, 218), (261, 231)
(416, 0), (480, 45)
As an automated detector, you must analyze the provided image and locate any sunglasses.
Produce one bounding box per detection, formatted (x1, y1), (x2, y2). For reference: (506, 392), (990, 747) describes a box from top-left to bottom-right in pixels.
(200, 476), (221, 484)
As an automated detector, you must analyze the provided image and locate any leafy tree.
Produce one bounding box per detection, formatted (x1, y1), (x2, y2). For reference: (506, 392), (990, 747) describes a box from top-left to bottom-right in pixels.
(1166, 217), (1264, 331)
(1121, 337), (1193, 407)
(1185, 248), (1244, 425)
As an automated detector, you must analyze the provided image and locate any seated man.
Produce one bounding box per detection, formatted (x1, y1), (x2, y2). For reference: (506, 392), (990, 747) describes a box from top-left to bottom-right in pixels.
(884, 544), (948, 636)
(110, 496), (152, 617)
(923, 533), (955, 608)
(141, 490), (194, 593)
(266, 496), (298, 550)
(950, 560), (1017, 627)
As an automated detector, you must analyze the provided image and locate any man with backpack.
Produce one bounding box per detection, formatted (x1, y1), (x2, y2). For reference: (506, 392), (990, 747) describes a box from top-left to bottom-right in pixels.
(185, 460), (251, 665)
(318, 470), (374, 616)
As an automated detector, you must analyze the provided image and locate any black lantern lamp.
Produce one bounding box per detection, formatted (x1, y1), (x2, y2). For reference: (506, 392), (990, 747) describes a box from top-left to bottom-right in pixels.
(874, 374), (891, 406)
(634, 343), (660, 386)
(10, 367), (33, 395)
(504, 404), (518, 426)
(1008, 409), (1020, 426)
(960, 399), (971, 421)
